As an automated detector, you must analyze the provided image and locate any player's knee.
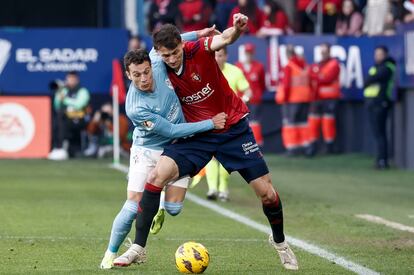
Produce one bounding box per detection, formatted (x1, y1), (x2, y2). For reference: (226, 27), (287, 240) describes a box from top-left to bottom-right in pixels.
(260, 188), (278, 205)
(164, 201), (183, 216)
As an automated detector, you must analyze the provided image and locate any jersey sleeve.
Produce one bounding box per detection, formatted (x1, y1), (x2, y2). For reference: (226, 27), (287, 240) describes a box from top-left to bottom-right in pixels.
(130, 106), (214, 138)
(181, 31), (197, 42)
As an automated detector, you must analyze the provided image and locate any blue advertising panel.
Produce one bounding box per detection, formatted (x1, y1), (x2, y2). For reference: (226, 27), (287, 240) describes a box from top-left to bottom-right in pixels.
(0, 28), (128, 94)
(227, 35), (402, 100)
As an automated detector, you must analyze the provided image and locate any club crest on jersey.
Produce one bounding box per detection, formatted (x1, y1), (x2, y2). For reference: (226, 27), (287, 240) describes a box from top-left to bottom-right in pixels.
(191, 72), (201, 82)
(165, 78), (173, 89)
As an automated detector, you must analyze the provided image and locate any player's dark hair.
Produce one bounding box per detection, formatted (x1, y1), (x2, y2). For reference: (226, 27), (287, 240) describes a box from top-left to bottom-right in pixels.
(153, 24), (182, 50)
(67, 70), (79, 77)
(375, 45), (389, 55)
(123, 49), (151, 72)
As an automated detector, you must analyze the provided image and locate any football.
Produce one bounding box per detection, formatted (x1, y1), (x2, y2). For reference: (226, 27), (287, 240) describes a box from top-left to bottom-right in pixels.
(175, 242), (210, 274)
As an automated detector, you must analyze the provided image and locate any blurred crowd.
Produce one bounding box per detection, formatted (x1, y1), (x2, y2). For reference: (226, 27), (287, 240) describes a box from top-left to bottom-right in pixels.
(144, 0), (414, 36)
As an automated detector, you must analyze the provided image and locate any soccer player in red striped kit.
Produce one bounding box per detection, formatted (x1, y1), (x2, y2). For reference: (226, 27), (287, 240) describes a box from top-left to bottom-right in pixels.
(115, 13), (298, 270)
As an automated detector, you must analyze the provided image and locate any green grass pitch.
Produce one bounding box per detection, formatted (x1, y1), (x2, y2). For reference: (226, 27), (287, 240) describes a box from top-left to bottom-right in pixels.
(0, 154), (413, 274)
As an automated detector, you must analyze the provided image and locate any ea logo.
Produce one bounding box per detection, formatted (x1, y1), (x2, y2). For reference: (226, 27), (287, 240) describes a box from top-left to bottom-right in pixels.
(0, 103), (35, 152)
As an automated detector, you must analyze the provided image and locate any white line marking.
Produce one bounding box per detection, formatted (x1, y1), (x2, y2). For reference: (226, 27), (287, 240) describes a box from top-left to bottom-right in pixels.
(356, 214), (414, 233)
(0, 235), (262, 243)
(0, 235), (105, 241)
(112, 164), (379, 275)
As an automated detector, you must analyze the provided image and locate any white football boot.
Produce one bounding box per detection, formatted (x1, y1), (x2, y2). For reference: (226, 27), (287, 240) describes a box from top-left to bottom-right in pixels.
(99, 250), (116, 269)
(113, 244), (147, 267)
(268, 235), (299, 270)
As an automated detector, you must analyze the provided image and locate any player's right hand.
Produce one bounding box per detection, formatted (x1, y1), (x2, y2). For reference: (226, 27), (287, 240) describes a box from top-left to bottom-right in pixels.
(233, 13), (248, 32)
(212, 112), (228, 129)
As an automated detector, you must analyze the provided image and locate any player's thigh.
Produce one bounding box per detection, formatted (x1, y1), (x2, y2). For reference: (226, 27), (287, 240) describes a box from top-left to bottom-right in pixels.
(128, 146), (160, 192)
(165, 178), (189, 203)
(150, 155), (181, 187)
(215, 119), (268, 181)
(162, 139), (215, 178)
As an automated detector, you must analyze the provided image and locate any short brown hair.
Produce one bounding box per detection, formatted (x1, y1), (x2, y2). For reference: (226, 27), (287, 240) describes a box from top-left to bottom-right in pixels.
(153, 24), (182, 50)
(123, 49), (151, 72)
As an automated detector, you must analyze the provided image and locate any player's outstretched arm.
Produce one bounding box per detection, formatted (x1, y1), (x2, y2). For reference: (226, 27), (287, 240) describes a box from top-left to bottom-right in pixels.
(132, 110), (227, 139)
(210, 13), (248, 51)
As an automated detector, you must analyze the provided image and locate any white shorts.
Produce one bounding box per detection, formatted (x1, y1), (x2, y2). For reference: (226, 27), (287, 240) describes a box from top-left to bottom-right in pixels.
(127, 146), (189, 192)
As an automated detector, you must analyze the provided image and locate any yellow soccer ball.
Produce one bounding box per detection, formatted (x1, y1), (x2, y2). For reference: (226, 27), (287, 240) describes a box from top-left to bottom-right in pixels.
(175, 242), (210, 274)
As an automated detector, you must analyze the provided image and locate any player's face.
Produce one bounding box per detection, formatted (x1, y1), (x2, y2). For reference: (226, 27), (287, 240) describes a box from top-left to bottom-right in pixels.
(374, 48), (386, 64)
(65, 74), (79, 89)
(215, 49), (227, 69)
(126, 61), (154, 92)
(157, 43), (184, 71)
(320, 45), (330, 61)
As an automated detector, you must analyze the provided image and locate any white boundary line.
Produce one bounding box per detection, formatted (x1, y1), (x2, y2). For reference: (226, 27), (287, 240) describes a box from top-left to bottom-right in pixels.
(112, 164), (379, 275)
(356, 214), (414, 233)
(0, 235), (263, 243)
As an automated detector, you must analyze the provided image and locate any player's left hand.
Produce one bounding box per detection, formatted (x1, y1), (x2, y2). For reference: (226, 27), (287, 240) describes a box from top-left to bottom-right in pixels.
(197, 25), (221, 38)
(233, 13), (248, 32)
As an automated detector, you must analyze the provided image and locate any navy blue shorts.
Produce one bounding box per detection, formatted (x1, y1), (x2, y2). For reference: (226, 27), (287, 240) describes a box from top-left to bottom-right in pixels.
(162, 118), (269, 183)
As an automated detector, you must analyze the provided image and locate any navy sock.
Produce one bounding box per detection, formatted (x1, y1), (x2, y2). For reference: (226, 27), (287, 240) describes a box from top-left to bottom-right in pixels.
(263, 193), (285, 243)
(134, 183), (162, 247)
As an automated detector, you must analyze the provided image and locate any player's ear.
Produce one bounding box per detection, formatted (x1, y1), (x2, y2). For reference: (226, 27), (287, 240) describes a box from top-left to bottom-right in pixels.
(125, 70), (132, 80)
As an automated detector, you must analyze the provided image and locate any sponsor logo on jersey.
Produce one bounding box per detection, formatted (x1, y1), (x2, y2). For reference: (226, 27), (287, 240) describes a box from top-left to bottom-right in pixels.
(191, 72), (201, 82)
(242, 141), (260, 155)
(181, 83), (214, 105)
(0, 39), (12, 75)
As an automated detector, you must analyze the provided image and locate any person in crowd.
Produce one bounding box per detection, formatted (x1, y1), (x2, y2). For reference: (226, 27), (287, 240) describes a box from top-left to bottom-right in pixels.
(115, 13), (299, 271)
(296, 0), (315, 33)
(322, 0), (343, 33)
(235, 43), (266, 145)
(227, 0), (265, 34)
(48, 71), (90, 160)
(178, 0), (213, 32)
(364, 46), (396, 170)
(403, 0), (414, 23)
(308, 43), (341, 156)
(128, 36), (145, 51)
(363, 0), (390, 35)
(83, 103), (130, 158)
(257, 0), (291, 37)
(147, 0), (180, 32)
(335, 0), (363, 36)
(214, 0), (238, 31)
(296, 0), (342, 33)
(201, 46), (251, 202)
(276, 45), (312, 156)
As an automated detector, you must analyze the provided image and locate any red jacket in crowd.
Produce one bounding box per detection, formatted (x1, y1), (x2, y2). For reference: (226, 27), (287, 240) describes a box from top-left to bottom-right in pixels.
(179, 0), (212, 32)
(236, 60), (266, 105)
(310, 58), (341, 100)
